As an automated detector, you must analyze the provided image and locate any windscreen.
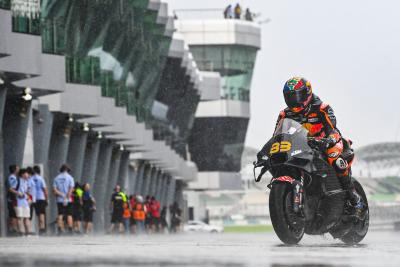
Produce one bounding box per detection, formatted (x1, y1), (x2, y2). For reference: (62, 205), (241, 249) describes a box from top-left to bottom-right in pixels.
(274, 118), (308, 138)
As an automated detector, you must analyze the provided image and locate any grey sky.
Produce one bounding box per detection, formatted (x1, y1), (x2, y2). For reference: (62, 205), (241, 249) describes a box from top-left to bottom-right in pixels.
(166, 0), (400, 149)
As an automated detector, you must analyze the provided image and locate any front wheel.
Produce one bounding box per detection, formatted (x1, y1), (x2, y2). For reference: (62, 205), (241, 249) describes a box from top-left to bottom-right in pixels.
(340, 179), (369, 244)
(269, 182), (305, 245)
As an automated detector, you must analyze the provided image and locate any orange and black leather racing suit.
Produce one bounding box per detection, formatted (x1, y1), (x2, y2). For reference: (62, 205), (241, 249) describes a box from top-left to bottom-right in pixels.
(275, 94), (354, 185)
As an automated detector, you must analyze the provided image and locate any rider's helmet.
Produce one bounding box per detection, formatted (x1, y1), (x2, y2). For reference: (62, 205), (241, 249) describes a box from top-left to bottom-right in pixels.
(283, 77), (313, 113)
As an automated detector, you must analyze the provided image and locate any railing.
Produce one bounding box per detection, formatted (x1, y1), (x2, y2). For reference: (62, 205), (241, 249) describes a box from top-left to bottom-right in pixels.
(174, 9), (225, 20)
(174, 8), (258, 22)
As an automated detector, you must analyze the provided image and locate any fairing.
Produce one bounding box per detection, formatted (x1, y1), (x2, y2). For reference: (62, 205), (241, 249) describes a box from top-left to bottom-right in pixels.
(257, 119), (315, 174)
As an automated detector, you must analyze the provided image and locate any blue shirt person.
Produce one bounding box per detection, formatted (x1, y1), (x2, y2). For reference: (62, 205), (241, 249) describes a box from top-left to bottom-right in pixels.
(27, 176), (36, 203)
(33, 174), (47, 201)
(53, 172), (75, 203)
(17, 178), (30, 208)
(7, 174), (18, 198)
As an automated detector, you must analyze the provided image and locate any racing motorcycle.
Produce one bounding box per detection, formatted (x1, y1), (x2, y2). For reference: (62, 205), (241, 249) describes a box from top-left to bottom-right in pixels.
(253, 118), (369, 244)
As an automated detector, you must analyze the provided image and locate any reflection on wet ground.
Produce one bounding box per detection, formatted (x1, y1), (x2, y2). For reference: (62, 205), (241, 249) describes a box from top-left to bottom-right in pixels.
(0, 257), (244, 267)
(0, 231), (398, 267)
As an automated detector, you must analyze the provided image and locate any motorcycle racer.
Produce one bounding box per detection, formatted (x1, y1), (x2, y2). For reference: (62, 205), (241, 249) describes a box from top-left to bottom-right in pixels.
(275, 77), (363, 215)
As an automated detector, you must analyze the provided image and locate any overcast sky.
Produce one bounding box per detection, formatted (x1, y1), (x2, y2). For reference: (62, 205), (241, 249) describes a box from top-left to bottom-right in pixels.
(166, 0), (400, 149)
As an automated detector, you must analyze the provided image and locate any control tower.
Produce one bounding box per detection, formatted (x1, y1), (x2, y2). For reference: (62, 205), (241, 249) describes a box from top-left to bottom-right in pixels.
(175, 11), (261, 220)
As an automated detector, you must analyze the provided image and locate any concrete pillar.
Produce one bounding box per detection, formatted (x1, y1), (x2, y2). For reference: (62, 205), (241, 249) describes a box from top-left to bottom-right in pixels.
(134, 162), (143, 195)
(66, 126), (88, 182)
(103, 147), (122, 225)
(0, 85), (7, 237)
(3, 96), (32, 175)
(106, 147), (122, 196)
(47, 114), (72, 223)
(81, 134), (101, 186)
(167, 178), (176, 207)
(117, 151), (130, 191)
(92, 139), (113, 232)
(175, 180), (184, 207)
(128, 165), (137, 194)
(140, 163), (151, 196)
(148, 167), (158, 197)
(160, 174), (169, 207)
(155, 170), (163, 200)
(32, 104), (53, 174)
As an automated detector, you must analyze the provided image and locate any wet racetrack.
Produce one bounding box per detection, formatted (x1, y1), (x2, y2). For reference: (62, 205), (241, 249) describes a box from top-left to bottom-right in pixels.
(0, 230), (399, 267)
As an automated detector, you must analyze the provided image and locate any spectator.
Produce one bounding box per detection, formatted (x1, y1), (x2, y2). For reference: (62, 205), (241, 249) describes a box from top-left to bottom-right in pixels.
(129, 195), (137, 233)
(15, 168), (32, 235)
(245, 8), (253, 21)
(26, 167), (36, 222)
(72, 182), (84, 234)
(133, 195), (146, 234)
(223, 5), (233, 19)
(150, 196), (161, 232)
(122, 202), (131, 234)
(108, 185), (127, 234)
(53, 164), (75, 235)
(6, 164), (20, 235)
(160, 206), (168, 233)
(170, 202), (182, 233)
(234, 3), (242, 19)
(144, 195), (152, 232)
(82, 183), (96, 234)
(32, 165), (48, 236)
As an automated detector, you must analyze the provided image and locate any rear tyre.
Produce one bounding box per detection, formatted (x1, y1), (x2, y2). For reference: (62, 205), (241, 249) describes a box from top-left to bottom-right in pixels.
(340, 179), (369, 245)
(269, 182), (304, 245)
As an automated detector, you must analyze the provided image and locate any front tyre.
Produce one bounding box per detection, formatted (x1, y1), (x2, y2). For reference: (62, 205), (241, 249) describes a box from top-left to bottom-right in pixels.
(269, 182), (304, 245)
(340, 179), (369, 244)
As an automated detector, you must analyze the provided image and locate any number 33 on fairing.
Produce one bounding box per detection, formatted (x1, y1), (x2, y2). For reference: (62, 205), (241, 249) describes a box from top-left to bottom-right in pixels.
(270, 141), (292, 154)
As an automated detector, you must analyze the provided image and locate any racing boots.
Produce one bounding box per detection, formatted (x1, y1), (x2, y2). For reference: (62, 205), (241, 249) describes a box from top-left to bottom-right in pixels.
(340, 175), (365, 219)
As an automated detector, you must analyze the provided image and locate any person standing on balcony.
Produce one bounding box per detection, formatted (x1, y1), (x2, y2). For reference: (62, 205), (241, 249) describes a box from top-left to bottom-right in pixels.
(224, 5), (233, 19)
(245, 8), (253, 21)
(234, 3), (242, 19)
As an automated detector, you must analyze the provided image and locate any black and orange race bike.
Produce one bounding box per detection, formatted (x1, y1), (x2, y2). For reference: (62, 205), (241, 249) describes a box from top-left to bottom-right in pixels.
(253, 118), (369, 244)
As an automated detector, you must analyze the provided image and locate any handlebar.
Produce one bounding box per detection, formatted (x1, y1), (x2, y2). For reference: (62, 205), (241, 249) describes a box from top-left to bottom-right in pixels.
(307, 137), (329, 150)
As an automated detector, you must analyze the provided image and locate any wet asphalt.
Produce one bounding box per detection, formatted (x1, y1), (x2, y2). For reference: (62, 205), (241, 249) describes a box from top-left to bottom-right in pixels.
(0, 230), (398, 267)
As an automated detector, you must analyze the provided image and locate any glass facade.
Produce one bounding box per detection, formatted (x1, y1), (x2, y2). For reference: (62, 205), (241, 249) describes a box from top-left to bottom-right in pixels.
(190, 45), (257, 102)
(153, 57), (200, 158)
(188, 117), (249, 172)
(1, 0), (199, 158)
(38, 0), (171, 122)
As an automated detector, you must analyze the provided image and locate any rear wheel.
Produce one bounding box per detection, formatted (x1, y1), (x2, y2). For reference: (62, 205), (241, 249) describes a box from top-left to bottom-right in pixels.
(340, 179), (369, 244)
(269, 183), (305, 245)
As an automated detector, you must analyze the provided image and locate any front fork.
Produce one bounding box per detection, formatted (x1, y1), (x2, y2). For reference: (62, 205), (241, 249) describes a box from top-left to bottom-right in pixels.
(293, 176), (304, 213)
(267, 174), (305, 213)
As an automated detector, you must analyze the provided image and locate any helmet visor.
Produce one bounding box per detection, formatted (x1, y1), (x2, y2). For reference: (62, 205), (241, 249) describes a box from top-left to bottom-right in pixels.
(284, 89), (309, 109)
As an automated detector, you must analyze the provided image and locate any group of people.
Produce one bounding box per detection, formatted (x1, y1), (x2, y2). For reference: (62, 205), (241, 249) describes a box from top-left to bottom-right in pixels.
(6, 165), (47, 236)
(5, 162), (183, 236)
(5, 163), (97, 236)
(108, 185), (176, 235)
(223, 4), (254, 21)
(53, 164), (96, 235)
